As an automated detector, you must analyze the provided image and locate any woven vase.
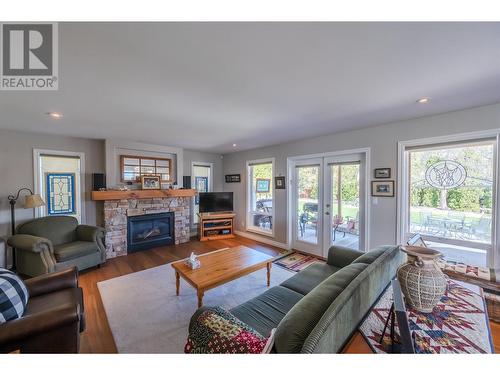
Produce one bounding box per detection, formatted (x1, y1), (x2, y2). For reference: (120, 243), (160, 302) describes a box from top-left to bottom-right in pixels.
(397, 246), (447, 313)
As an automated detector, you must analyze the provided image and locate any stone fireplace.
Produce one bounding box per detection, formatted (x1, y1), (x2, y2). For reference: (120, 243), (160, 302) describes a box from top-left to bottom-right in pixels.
(103, 196), (191, 258)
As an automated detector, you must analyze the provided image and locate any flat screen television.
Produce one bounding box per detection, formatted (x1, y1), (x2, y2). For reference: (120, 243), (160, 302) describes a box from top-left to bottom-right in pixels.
(199, 192), (233, 213)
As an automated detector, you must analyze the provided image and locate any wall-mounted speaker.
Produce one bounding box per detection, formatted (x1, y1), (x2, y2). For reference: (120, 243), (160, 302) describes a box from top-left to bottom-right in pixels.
(183, 176), (191, 189)
(92, 173), (106, 190)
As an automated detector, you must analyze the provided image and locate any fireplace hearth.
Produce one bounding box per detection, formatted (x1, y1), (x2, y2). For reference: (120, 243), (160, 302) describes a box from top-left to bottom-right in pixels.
(127, 212), (174, 252)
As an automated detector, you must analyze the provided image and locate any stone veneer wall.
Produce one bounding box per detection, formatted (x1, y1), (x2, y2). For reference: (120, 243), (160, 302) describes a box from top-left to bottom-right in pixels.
(104, 197), (190, 258)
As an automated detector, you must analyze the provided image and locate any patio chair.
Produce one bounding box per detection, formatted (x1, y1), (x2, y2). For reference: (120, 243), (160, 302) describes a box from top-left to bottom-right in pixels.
(472, 216), (492, 241)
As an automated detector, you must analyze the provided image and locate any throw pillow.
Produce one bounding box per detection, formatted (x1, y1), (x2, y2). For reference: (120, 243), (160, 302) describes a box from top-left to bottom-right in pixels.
(185, 306), (270, 354)
(0, 268), (29, 324)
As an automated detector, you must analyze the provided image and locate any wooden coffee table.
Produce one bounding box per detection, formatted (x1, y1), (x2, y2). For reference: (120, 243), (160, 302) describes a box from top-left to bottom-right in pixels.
(171, 245), (274, 308)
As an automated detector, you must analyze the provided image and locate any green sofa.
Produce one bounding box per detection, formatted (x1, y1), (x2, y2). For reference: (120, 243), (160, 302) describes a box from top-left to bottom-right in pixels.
(7, 216), (106, 277)
(189, 245), (404, 353)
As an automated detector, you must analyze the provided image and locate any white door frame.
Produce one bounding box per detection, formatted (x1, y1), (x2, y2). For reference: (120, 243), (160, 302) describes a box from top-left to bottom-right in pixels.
(33, 148), (86, 223)
(191, 161), (214, 226)
(287, 147), (371, 254)
(397, 129), (500, 269)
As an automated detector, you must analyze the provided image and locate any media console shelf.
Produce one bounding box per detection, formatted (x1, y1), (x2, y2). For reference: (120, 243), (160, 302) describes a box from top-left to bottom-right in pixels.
(197, 212), (236, 241)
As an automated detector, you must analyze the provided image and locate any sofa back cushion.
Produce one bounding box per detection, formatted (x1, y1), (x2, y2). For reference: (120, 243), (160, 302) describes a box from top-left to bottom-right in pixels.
(274, 262), (368, 353)
(17, 216), (78, 246)
(351, 245), (395, 265)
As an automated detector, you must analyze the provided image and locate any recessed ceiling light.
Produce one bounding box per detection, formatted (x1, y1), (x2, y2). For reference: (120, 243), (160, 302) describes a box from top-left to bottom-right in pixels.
(416, 97), (430, 104)
(232, 143), (237, 147)
(46, 112), (63, 119)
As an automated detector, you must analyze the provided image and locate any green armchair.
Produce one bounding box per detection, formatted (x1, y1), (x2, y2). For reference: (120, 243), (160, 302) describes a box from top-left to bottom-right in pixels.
(8, 216), (106, 277)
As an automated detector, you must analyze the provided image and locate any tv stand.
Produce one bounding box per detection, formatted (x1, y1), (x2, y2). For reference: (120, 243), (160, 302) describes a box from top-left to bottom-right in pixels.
(197, 212), (236, 241)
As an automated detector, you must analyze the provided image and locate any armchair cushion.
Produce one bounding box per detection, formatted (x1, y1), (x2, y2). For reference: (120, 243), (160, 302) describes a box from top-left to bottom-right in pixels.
(7, 234), (53, 253)
(16, 216), (78, 246)
(0, 269), (29, 324)
(76, 225), (104, 242)
(54, 241), (99, 262)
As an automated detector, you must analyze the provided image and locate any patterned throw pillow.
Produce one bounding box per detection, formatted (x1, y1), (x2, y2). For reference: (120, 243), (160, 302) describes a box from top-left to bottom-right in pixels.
(0, 269), (29, 324)
(185, 307), (270, 354)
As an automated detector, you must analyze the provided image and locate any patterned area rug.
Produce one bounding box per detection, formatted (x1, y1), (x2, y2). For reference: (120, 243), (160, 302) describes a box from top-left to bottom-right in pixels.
(274, 252), (324, 272)
(359, 281), (494, 354)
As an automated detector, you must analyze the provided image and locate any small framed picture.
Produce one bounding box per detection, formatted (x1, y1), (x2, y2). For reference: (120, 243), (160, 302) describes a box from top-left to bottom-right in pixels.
(256, 178), (270, 193)
(374, 168), (391, 179)
(372, 180), (395, 197)
(141, 175), (161, 190)
(275, 176), (286, 189)
(225, 174), (241, 183)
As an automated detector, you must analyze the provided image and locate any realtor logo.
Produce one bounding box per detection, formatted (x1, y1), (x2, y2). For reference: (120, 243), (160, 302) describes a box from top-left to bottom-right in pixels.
(0, 23), (58, 90)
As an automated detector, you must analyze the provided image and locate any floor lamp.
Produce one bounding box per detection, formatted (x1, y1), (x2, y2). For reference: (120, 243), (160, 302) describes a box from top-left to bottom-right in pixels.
(8, 188), (46, 270)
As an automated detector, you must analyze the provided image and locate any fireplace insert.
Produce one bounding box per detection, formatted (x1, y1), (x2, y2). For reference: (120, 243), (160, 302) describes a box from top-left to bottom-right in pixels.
(127, 212), (174, 252)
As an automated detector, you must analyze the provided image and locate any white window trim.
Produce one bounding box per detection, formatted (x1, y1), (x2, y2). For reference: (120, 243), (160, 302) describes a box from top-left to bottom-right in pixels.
(246, 157), (275, 237)
(397, 129), (500, 269)
(33, 148), (86, 224)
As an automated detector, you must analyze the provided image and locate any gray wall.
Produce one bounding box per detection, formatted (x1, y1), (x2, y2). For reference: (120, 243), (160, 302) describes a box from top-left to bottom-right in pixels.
(183, 149), (224, 191)
(0, 129), (105, 240)
(222, 102), (500, 249)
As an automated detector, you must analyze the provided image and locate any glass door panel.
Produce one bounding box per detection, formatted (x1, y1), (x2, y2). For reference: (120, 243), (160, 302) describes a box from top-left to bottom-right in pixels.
(293, 160), (323, 256)
(328, 162), (361, 250)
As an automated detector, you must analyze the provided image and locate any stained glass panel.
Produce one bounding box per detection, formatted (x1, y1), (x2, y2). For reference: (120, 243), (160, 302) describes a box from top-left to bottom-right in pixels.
(46, 173), (76, 215)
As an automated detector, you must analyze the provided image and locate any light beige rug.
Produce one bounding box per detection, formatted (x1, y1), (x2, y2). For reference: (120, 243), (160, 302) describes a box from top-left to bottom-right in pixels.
(97, 261), (294, 353)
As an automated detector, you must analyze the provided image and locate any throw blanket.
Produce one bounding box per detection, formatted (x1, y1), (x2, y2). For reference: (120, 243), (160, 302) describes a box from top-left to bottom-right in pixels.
(185, 307), (269, 354)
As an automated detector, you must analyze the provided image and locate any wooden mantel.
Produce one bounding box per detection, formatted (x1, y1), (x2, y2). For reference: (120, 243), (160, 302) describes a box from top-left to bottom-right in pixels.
(91, 189), (196, 201)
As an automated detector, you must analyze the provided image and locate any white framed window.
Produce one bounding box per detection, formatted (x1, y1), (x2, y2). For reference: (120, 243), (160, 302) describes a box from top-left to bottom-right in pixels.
(246, 158), (274, 236)
(398, 131), (500, 269)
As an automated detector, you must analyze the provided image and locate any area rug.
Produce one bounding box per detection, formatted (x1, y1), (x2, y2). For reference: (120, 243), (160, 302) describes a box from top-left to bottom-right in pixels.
(274, 252), (324, 272)
(359, 281), (494, 354)
(97, 261), (294, 353)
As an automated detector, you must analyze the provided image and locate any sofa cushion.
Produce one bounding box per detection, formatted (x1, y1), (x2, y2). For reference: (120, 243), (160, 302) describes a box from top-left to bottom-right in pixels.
(0, 269), (29, 324)
(230, 285), (304, 337)
(280, 263), (340, 295)
(54, 241), (99, 262)
(351, 245), (396, 265)
(274, 263), (368, 353)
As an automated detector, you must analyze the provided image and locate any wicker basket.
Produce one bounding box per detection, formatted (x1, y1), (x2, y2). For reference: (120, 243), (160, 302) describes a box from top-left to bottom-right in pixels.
(397, 246), (447, 313)
(484, 291), (500, 323)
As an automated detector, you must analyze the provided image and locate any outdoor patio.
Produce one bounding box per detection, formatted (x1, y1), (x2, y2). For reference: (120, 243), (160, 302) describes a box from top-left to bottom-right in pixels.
(298, 226), (360, 250)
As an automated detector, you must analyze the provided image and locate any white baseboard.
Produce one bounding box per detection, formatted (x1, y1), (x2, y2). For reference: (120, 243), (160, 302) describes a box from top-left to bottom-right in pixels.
(234, 230), (291, 251)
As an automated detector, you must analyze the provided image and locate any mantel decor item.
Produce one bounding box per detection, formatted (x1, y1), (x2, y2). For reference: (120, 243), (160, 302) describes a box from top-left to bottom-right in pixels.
(141, 175), (161, 190)
(7, 187), (46, 270)
(397, 246), (447, 313)
(225, 174), (241, 183)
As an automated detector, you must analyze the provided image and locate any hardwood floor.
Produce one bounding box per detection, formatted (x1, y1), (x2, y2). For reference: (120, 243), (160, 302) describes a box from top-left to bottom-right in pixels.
(78, 235), (284, 353)
(78, 236), (500, 354)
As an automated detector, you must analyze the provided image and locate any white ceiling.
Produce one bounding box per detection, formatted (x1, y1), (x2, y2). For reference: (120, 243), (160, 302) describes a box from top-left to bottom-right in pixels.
(1, 22), (500, 153)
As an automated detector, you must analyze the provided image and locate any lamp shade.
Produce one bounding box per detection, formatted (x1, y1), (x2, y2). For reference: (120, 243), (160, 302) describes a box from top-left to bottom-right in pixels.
(24, 194), (45, 208)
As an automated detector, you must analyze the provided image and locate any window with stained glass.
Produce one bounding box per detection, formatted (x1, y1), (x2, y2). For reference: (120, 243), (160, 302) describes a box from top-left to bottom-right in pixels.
(120, 155), (172, 183)
(46, 173), (76, 215)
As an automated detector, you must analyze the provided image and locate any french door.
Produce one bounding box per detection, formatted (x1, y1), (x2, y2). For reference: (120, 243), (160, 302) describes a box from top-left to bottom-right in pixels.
(291, 153), (366, 257)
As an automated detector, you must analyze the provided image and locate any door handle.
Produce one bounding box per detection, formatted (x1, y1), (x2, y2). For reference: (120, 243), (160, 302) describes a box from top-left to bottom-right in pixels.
(325, 212), (330, 215)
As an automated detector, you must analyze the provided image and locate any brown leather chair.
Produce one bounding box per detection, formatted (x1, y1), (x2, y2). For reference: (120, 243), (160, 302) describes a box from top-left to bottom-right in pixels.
(0, 267), (85, 353)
